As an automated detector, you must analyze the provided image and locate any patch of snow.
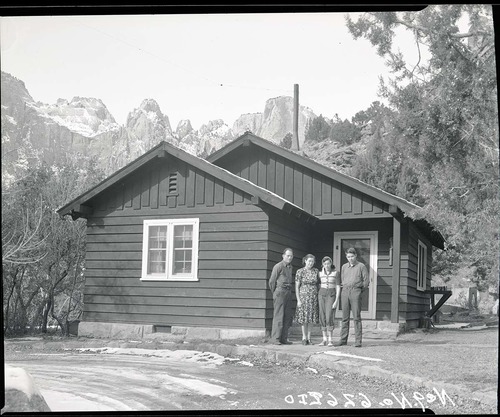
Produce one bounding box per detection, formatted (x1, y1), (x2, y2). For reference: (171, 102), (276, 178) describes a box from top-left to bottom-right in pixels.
(237, 361), (254, 367)
(83, 392), (147, 410)
(462, 324), (491, 330)
(4, 365), (41, 399)
(69, 347), (228, 366)
(157, 373), (236, 397)
(26, 353), (74, 356)
(39, 390), (117, 412)
(321, 351), (383, 362)
(433, 323), (471, 329)
(145, 110), (160, 123)
(4, 115), (17, 125)
(306, 367), (318, 374)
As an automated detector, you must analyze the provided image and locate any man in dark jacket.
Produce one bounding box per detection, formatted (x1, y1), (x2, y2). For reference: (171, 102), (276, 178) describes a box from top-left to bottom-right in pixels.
(335, 247), (369, 347)
(269, 248), (295, 345)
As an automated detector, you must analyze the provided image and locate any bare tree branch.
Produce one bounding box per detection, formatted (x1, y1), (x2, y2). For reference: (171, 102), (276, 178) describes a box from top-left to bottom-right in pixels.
(2, 196), (48, 264)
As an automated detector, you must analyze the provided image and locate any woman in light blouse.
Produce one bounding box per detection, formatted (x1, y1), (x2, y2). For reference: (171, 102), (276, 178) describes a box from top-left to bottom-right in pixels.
(317, 256), (341, 346)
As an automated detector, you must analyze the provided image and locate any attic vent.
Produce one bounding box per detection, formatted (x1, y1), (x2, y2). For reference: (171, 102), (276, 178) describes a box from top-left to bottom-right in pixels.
(168, 172), (178, 194)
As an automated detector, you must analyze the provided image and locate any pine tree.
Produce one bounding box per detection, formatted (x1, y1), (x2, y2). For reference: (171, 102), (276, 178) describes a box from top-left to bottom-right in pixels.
(346, 5), (499, 289)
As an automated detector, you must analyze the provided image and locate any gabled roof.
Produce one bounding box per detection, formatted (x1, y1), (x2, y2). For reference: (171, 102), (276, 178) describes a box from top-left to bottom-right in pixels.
(209, 132), (420, 213)
(208, 132), (445, 249)
(57, 140), (316, 224)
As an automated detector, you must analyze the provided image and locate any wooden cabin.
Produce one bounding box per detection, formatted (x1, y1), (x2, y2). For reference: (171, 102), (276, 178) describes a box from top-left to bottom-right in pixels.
(208, 132), (445, 331)
(58, 132), (445, 339)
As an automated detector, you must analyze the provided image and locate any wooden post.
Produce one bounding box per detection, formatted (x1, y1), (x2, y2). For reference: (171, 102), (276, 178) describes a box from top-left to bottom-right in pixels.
(292, 84), (300, 151)
(391, 216), (401, 323)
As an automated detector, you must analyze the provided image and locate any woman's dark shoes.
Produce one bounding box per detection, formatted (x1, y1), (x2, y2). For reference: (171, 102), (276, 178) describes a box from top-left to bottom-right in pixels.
(302, 339), (307, 345)
(307, 339), (311, 345)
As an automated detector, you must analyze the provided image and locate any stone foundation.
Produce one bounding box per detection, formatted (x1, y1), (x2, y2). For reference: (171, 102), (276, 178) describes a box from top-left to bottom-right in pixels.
(78, 321), (267, 340)
(78, 320), (403, 341)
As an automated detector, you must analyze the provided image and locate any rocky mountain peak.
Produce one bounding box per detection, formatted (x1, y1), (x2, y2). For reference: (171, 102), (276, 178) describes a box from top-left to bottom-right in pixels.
(232, 112), (263, 137)
(139, 98), (164, 115)
(232, 96), (316, 146)
(176, 119), (193, 139)
(36, 96), (119, 138)
(2, 70), (361, 181)
(178, 119), (234, 158)
(1, 72), (35, 116)
(127, 99), (171, 131)
(198, 119), (230, 136)
(120, 99), (176, 164)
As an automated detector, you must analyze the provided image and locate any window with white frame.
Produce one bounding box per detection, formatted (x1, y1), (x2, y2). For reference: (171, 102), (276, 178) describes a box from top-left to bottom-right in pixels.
(141, 218), (199, 281)
(417, 240), (427, 291)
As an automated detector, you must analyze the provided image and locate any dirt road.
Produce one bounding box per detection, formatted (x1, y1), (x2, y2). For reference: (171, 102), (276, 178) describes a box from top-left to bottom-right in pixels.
(5, 339), (492, 414)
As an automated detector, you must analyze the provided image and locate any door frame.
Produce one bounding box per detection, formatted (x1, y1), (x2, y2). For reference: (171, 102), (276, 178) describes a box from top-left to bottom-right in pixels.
(333, 231), (378, 319)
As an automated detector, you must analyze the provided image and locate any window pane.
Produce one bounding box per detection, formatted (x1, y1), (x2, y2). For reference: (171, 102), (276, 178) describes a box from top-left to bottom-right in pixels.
(172, 225), (193, 275)
(174, 261), (192, 274)
(149, 226), (168, 248)
(173, 248), (192, 274)
(148, 250), (166, 274)
(418, 245), (426, 288)
(174, 225), (193, 249)
(148, 225), (168, 274)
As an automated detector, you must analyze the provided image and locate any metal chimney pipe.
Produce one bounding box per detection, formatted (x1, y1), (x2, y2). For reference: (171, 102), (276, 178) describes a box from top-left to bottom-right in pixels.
(292, 84), (300, 151)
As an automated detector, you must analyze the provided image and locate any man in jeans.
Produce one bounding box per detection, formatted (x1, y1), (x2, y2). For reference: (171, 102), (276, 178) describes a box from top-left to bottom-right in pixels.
(269, 248), (295, 345)
(335, 247), (369, 348)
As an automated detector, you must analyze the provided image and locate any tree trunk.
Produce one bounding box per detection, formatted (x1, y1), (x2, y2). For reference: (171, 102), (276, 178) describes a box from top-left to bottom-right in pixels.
(49, 292), (66, 336)
(3, 268), (19, 335)
(14, 284), (28, 334)
(42, 297), (52, 333)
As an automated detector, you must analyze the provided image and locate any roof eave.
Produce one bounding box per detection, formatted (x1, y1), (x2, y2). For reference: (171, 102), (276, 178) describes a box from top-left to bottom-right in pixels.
(56, 141), (167, 217)
(57, 139), (316, 224)
(209, 133), (421, 214)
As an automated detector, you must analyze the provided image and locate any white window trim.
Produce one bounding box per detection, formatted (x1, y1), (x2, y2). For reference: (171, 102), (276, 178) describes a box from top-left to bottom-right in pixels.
(141, 218), (199, 282)
(417, 239), (427, 291)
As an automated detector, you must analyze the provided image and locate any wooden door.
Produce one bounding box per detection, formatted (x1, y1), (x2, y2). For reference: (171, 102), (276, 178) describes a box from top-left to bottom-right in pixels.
(333, 231), (378, 319)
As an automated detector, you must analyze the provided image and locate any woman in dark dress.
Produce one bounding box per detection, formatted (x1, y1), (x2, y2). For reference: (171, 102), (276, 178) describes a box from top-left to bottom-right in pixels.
(294, 254), (320, 345)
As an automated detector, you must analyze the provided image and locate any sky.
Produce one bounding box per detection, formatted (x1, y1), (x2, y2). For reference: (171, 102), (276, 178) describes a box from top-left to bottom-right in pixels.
(0, 9), (427, 131)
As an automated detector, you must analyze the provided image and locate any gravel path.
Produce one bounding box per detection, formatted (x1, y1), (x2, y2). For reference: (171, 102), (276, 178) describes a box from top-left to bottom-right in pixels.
(332, 325), (498, 393)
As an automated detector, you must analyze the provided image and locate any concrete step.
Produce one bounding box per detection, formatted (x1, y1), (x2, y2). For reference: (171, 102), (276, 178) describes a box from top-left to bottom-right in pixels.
(288, 320), (401, 339)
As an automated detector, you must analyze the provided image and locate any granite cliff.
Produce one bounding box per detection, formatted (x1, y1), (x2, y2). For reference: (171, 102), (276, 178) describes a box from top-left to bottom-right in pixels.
(1, 71), (357, 183)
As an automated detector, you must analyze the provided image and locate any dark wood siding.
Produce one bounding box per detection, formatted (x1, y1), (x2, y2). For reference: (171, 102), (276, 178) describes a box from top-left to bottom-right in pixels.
(263, 204), (314, 329)
(399, 221), (432, 328)
(83, 156), (274, 329)
(213, 144), (389, 219)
